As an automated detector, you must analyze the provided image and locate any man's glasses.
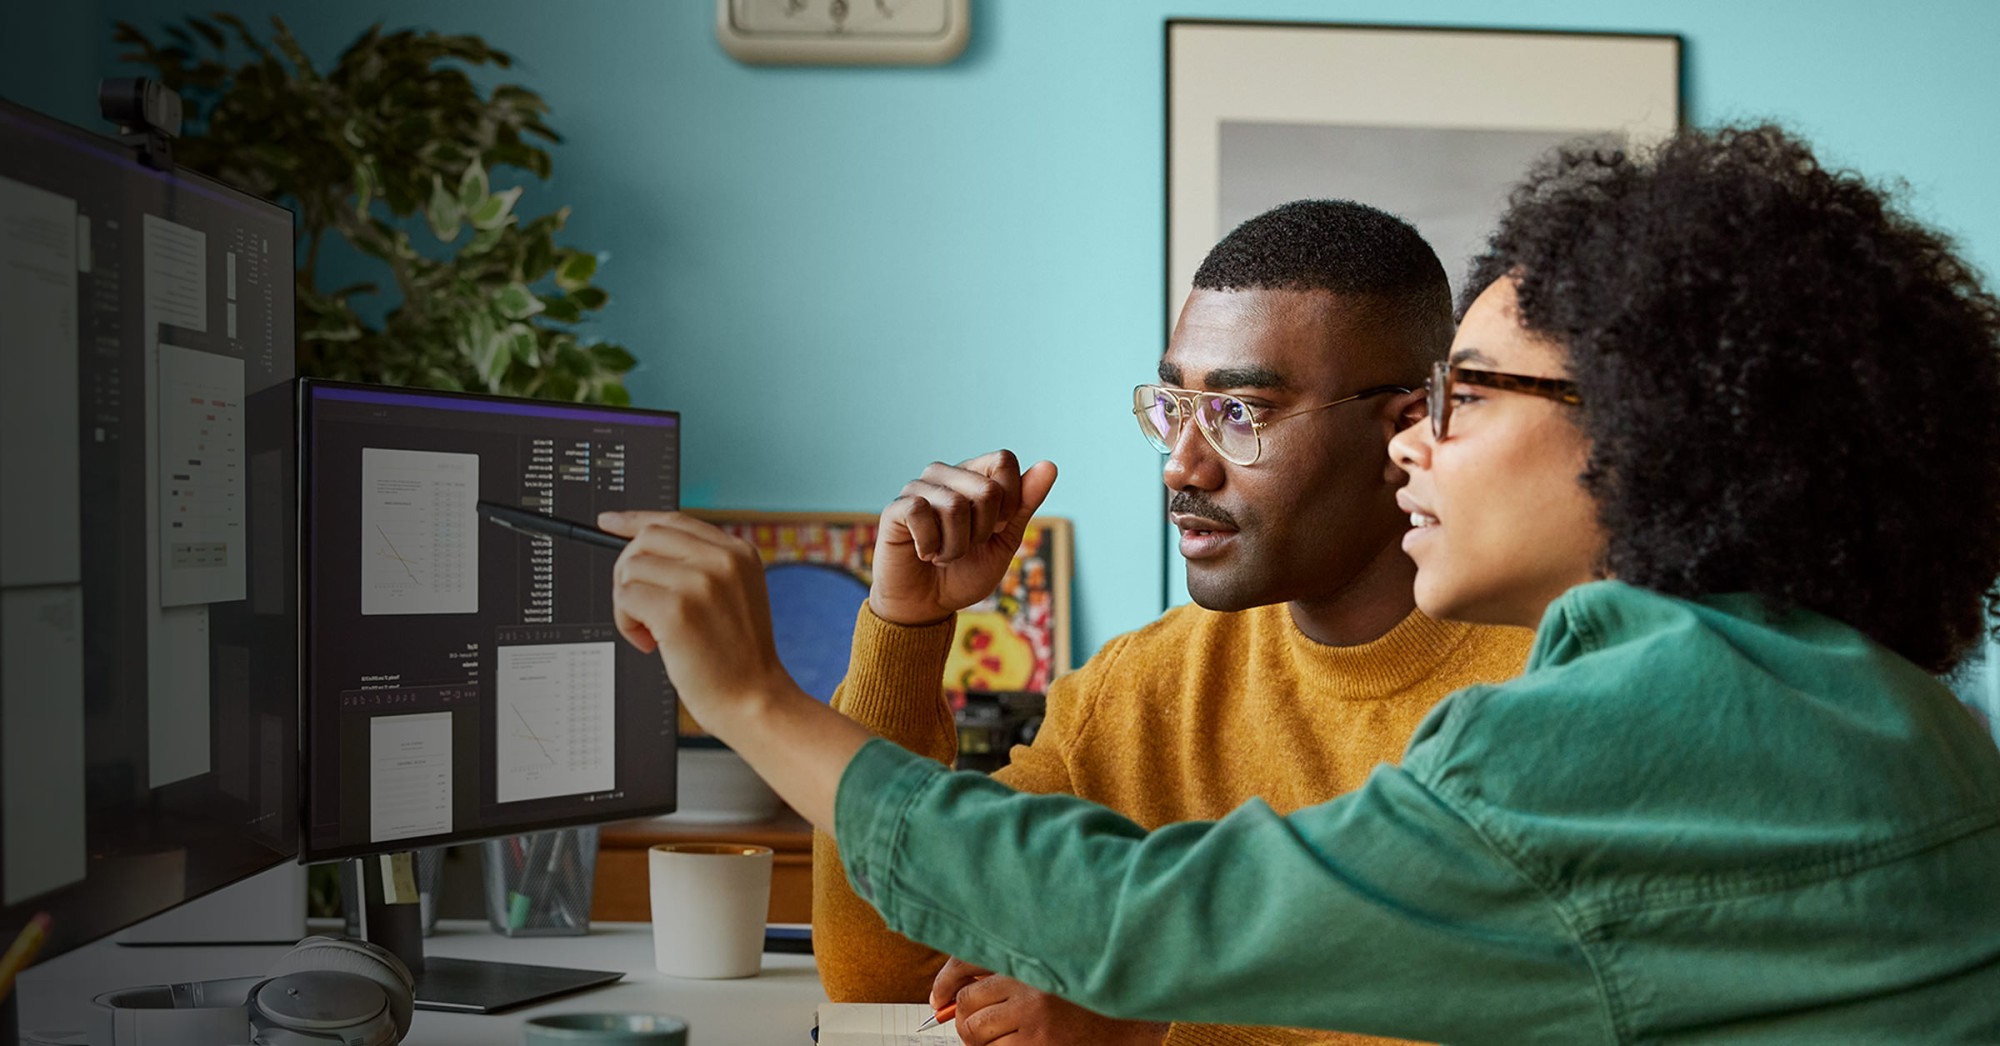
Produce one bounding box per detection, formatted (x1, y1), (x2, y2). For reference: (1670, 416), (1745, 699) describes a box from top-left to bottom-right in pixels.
(1132, 383), (1412, 466)
(1425, 361), (1582, 441)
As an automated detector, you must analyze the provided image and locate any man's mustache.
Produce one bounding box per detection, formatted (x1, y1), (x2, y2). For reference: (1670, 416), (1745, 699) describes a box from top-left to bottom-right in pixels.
(1169, 492), (1239, 529)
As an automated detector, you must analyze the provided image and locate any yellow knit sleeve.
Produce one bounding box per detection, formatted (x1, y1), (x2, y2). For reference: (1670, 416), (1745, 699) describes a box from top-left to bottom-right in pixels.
(813, 603), (961, 1002)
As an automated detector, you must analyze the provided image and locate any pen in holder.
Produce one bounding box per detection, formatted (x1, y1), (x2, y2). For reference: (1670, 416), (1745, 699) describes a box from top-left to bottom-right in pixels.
(482, 826), (597, 937)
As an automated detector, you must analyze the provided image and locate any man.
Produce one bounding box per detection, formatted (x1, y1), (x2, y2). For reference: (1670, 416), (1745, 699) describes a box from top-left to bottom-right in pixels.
(812, 201), (1534, 1046)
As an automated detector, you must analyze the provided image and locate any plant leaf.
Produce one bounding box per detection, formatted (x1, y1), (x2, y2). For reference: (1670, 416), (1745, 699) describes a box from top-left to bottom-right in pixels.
(568, 286), (609, 311)
(468, 311), (509, 388)
(521, 235), (555, 281)
(506, 322), (540, 366)
(554, 251), (597, 292)
(458, 158), (489, 211)
(269, 18), (322, 85)
(469, 185), (520, 230)
(426, 174), (463, 242)
(495, 282), (544, 320)
(352, 161), (375, 218)
(589, 343), (637, 371)
(188, 16), (226, 50)
(464, 224), (505, 256)
(212, 13), (264, 55)
(540, 295), (582, 324)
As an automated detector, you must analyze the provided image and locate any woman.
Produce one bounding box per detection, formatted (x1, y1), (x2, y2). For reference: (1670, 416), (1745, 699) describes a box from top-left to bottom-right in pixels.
(601, 126), (2000, 1042)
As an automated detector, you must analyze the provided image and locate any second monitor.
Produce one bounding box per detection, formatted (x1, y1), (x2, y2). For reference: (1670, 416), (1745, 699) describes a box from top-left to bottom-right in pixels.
(300, 380), (681, 863)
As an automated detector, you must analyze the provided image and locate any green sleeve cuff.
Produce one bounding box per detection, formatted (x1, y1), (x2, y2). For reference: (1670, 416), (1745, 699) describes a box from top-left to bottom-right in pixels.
(833, 737), (948, 914)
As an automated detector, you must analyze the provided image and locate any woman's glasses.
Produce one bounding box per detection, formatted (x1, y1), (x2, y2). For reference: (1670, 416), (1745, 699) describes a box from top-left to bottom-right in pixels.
(1132, 383), (1411, 466)
(1426, 361), (1582, 440)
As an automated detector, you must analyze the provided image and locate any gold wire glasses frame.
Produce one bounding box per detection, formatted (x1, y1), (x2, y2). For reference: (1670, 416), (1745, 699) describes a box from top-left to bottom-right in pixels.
(1426, 361), (1582, 440)
(1132, 383), (1413, 466)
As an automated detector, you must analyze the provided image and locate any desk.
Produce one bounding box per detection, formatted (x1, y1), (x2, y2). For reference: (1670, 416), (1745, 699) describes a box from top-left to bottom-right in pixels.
(15, 920), (829, 1045)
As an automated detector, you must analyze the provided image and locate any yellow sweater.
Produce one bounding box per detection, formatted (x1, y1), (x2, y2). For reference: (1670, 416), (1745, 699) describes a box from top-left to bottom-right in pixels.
(813, 601), (1535, 1046)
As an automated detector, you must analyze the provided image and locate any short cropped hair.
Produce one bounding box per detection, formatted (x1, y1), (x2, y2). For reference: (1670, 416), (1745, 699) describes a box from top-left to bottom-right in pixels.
(1465, 125), (2000, 673)
(1195, 200), (1454, 371)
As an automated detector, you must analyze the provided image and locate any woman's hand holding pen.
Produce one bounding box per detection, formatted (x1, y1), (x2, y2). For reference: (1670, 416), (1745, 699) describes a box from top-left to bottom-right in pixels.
(869, 451), (1058, 626)
(598, 509), (869, 830)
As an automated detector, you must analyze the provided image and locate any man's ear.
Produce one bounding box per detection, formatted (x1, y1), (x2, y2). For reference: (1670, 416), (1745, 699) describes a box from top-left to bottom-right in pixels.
(1379, 389), (1428, 486)
(1389, 387), (1429, 433)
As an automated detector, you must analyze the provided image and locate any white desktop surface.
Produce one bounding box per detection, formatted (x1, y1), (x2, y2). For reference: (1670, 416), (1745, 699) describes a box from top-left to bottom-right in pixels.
(16, 920), (829, 1044)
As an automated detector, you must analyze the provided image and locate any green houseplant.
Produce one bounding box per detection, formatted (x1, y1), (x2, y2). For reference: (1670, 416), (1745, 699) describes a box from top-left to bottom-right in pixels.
(115, 14), (637, 403)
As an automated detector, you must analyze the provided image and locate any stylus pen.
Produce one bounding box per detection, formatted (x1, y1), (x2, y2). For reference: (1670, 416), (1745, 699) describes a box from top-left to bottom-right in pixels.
(476, 500), (629, 552)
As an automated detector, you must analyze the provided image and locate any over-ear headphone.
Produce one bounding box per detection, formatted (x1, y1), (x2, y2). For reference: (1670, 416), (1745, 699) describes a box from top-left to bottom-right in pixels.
(88, 936), (414, 1045)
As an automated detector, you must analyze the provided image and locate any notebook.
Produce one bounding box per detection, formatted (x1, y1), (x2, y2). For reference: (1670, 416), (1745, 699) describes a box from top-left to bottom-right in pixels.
(814, 1003), (962, 1044)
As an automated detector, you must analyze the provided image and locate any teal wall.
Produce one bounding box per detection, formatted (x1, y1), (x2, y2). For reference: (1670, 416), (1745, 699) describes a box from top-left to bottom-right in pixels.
(1, 0), (103, 126)
(16, 0), (2000, 659)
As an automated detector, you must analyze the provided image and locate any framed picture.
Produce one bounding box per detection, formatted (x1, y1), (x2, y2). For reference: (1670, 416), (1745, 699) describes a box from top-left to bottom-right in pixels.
(1167, 20), (1682, 320)
(681, 511), (1073, 733)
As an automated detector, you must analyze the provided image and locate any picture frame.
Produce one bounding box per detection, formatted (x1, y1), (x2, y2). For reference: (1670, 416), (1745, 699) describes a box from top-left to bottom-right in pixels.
(681, 510), (1073, 732)
(1162, 20), (1681, 597)
(1167, 19), (1682, 323)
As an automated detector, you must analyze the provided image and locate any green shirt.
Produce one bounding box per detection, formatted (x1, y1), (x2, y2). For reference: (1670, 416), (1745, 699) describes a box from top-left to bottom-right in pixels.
(834, 581), (2000, 1043)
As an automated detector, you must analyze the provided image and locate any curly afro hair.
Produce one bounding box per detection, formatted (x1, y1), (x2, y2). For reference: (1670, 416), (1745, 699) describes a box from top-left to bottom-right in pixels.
(1464, 124), (2000, 674)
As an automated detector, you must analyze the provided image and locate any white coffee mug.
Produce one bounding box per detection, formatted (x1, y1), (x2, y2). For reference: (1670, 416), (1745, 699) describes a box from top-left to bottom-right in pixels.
(647, 842), (773, 979)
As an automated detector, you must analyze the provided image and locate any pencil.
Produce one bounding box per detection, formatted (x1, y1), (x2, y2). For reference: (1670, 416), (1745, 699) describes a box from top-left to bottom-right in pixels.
(917, 972), (988, 1032)
(0, 913), (51, 1000)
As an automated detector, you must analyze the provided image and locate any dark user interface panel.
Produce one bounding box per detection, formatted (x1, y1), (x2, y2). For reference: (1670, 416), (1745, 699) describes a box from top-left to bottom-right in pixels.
(302, 382), (680, 861)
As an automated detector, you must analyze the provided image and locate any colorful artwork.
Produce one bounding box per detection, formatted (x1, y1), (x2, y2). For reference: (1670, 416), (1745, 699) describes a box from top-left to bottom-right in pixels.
(942, 520), (1069, 694)
(944, 610), (1038, 693)
(726, 516), (878, 578)
(682, 512), (1072, 731)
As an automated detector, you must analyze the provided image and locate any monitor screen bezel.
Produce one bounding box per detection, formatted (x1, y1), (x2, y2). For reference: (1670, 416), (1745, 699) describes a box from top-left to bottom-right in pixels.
(0, 95), (298, 236)
(0, 94), (302, 962)
(296, 377), (682, 864)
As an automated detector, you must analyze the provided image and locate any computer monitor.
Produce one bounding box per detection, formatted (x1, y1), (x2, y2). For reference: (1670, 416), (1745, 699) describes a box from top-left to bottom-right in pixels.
(0, 95), (298, 965)
(299, 379), (681, 1009)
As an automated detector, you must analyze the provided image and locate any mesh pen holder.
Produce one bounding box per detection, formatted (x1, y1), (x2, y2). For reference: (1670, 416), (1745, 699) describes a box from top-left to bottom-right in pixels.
(482, 826), (598, 936)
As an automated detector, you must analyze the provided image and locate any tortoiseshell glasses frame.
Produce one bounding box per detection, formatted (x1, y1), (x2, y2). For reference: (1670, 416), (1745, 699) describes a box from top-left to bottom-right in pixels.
(1425, 361), (1582, 440)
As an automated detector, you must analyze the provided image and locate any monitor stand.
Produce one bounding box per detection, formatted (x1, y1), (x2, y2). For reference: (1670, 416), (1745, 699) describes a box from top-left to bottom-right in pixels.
(351, 854), (622, 1014)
